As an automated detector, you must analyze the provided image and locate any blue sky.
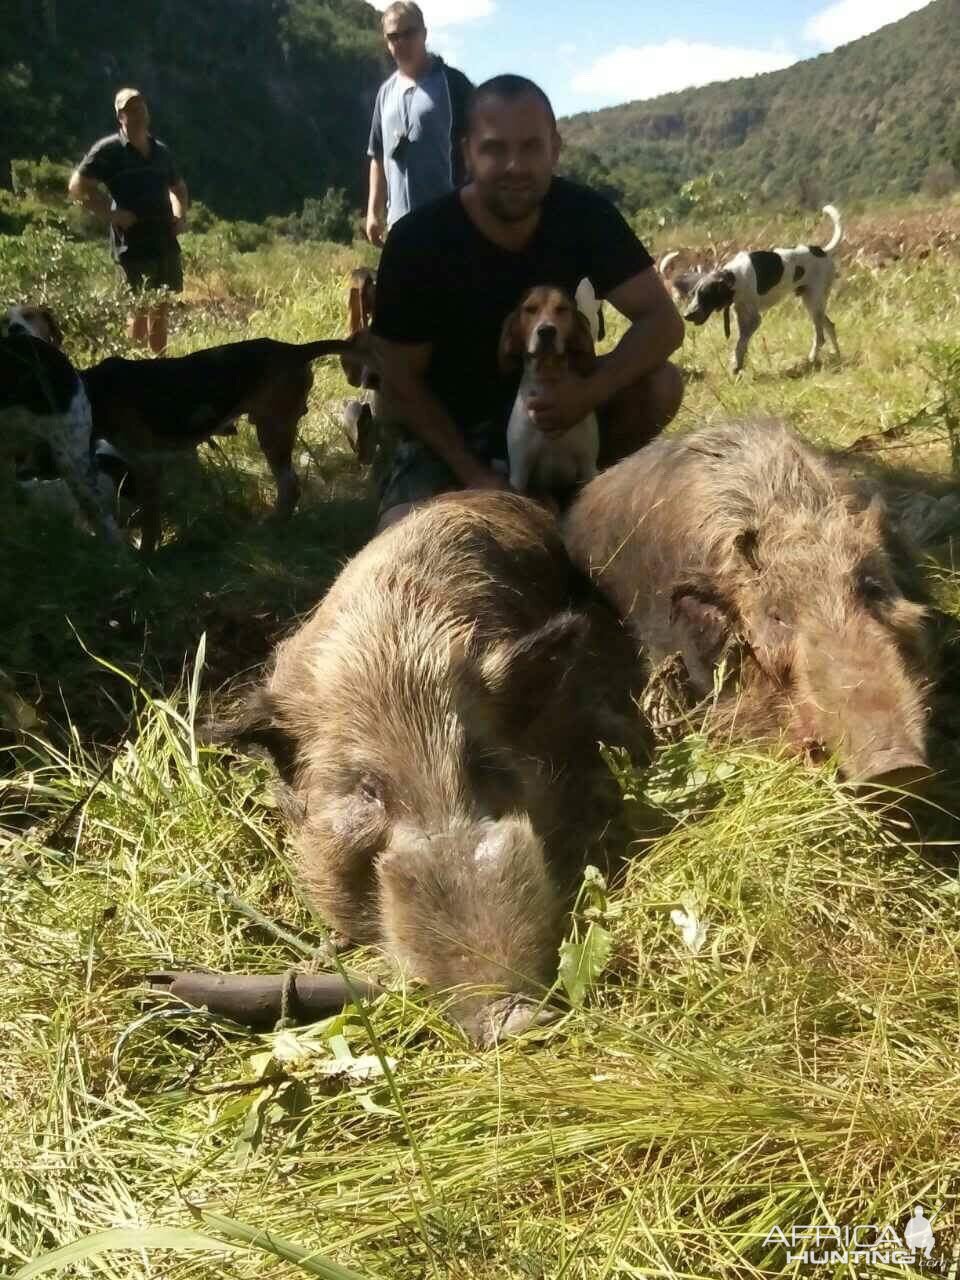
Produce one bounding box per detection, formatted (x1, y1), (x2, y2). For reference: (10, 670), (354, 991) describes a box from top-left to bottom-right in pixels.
(372, 0), (934, 116)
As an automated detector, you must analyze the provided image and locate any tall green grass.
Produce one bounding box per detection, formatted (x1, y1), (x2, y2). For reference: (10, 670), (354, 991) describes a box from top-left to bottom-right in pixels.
(4, 681), (960, 1277)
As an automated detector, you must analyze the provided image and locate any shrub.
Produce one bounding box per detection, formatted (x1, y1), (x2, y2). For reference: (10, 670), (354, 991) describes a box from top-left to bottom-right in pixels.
(921, 162), (957, 198)
(0, 226), (130, 360)
(215, 219), (274, 253)
(10, 155), (73, 202)
(277, 188), (356, 245)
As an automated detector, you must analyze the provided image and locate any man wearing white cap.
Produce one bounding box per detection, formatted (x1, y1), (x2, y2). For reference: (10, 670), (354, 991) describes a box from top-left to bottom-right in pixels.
(69, 89), (189, 354)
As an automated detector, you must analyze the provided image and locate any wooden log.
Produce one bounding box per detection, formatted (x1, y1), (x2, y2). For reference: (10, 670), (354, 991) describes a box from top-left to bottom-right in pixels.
(146, 970), (383, 1031)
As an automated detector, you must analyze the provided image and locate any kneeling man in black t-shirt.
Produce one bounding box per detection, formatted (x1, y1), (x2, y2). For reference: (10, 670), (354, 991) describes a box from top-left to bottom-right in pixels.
(371, 73), (684, 530)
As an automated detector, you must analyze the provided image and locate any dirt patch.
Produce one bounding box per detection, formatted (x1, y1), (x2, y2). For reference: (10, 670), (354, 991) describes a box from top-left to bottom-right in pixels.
(676, 205), (960, 269)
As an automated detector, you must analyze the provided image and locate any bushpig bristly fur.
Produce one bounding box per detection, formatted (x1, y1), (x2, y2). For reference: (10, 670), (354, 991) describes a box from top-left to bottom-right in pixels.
(216, 492), (648, 1044)
(564, 420), (933, 784)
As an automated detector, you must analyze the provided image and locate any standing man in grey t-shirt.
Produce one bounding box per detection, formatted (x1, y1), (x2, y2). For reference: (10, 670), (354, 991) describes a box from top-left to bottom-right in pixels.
(366, 2), (473, 245)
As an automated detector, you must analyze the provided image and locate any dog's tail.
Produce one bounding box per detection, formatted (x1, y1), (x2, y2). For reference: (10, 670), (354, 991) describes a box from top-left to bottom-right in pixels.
(822, 204), (843, 254)
(658, 250), (681, 276)
(297, 337), (359, 362)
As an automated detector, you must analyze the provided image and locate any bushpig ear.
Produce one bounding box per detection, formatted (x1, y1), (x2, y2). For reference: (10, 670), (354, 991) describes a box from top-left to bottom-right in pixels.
(199, 688), (298, 781)
(734, 527), (761, 572)
(671, 587), (735, 664)
(478, 611), (589, 725)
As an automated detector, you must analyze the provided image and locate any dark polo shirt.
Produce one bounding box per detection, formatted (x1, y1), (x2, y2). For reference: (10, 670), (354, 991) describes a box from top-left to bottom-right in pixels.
(373, 177), (654, 435)
(77, 132), (180, 260)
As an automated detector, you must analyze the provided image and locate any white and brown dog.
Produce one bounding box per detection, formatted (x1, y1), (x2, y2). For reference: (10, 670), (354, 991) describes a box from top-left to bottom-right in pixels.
(680, 204), (843, 373)
(2, 305), (124, 545)
(499, 283), (599, 496)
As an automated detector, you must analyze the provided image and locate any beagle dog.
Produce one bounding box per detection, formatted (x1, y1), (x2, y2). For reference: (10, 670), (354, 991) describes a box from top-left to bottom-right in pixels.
(499, 284), (599, 496)
(680, 204), (843, 373)
(2, 305), (124, 546)
(339, 266), (379, 465)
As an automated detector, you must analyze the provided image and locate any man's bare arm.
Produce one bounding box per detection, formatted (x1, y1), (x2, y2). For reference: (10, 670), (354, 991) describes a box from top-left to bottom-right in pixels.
(587, 267), (685, 405)
(68, 171), (116, 222)
(366, 159), (387, 246)
(170, 178), (189, 219)
(376, 336), (507, 489)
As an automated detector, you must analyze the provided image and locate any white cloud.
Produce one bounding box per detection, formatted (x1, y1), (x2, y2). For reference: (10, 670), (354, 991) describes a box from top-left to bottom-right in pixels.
(571, 41), (797, 105)
(369, 0), (494, 23)
(804, 0), (932, 48)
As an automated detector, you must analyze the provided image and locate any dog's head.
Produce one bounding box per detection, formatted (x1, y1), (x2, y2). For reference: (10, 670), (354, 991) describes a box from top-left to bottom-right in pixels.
(498, 285), (596, 375)
(682, 271), (736, 327)
(341, 268), (377, 388)
(670, 269), (707, 304)
(347, 268), (376, 336)
(2, 304), (63, 347)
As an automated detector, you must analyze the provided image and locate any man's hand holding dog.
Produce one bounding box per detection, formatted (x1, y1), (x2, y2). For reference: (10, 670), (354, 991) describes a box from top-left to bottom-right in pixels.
(525, 371), (597, 437)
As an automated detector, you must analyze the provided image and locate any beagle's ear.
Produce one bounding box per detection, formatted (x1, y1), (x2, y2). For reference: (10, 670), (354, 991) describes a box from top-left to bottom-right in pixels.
(40, 307), (63, 347)
(498, 307), (524, 374)
(569, 310), (597, 376)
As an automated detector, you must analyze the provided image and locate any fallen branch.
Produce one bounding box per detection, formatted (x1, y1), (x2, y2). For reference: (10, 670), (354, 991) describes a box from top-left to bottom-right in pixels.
(146, 970), (383, 1031)
(844, 403), (935, 453)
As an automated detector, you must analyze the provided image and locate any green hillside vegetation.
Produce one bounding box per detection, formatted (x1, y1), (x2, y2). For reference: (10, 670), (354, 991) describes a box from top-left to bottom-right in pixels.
(560, 0), (960, 215)
(0, 0), (384, 222)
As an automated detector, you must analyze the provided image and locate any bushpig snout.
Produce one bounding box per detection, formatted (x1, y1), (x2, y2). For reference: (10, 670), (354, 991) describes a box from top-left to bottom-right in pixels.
(377, 816), (563, 1042)
(795, 622), (929, 786)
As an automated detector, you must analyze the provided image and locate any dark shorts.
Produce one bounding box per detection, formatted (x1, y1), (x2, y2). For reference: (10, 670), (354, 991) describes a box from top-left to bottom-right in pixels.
(372, 410), (613, 515)
(372, 419), (509, 516)
(119, 245), (183, 296)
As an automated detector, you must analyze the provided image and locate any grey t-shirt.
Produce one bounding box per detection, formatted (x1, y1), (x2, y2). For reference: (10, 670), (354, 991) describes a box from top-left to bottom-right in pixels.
(368, 57), (469, 227)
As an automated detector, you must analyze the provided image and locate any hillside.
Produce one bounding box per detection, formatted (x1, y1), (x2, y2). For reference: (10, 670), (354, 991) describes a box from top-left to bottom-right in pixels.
(560, 0), (960, 212)
(0, 0), (385, 221)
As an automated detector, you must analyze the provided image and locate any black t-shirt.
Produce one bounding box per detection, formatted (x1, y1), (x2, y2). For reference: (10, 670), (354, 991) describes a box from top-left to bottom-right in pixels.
(372, 176), (654, 433)
(77, 132), (180, 259)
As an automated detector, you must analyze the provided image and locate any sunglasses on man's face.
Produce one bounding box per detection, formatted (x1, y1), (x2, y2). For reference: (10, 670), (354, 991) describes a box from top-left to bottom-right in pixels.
(386, 26), (423, 43)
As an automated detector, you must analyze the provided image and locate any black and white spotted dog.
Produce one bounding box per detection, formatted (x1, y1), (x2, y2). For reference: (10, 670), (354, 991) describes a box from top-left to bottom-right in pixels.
(1, 306), (123, 544)
(680, 204), (843, 373)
